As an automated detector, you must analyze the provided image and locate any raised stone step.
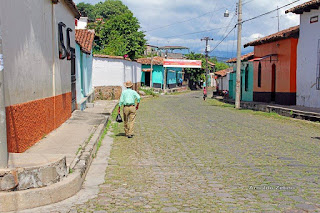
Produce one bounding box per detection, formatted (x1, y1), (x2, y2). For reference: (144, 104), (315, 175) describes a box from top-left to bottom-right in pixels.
(0, 153), (67, 192)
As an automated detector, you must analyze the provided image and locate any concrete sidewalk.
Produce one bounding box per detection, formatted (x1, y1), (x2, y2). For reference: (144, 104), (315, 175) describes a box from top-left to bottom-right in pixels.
(0, 100), (118, 212)
(214, 96), (320, 122)
(26, 100), (118, 168)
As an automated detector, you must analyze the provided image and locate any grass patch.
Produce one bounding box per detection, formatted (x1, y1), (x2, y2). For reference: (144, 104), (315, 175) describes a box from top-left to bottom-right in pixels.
(86, 132), (94, 145)
(112, 104), (119, 120)
(76, 145), (82, 155)
(96, 120), (109, 153)
(207, 98), (318, 125)
(96, 104), (119, 154)
(139, 87), (159, 97)
(206, 98), (234, 108)
(165, 90), (191, 96)
(238, 109), (290, 120)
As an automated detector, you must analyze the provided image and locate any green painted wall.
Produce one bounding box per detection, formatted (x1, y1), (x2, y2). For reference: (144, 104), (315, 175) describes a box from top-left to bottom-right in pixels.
(167, 67), (182, 85)
(141, 65), (164, 86)
(228, 62), (253, 102)
(141, 65), (182, 87)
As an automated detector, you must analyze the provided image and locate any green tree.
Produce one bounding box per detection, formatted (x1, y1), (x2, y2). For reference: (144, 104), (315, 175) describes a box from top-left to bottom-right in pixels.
(184, 52), (206, 84)
(77, 3), (95, 21)
(77, 0), (146, 60)
(215, 62), (229, 71)
(211, 57), (229, 71)
(93, 0), (130, 19)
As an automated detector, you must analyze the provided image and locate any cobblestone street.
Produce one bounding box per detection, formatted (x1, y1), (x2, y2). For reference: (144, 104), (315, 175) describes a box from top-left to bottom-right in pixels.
(73, 91), (320, 212)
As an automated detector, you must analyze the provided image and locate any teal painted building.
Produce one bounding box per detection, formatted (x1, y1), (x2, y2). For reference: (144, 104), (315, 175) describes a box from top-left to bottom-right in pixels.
(227, 53), (254, 102)
(139, 57), (183, 89)
(228, 62), (254, 102)
(75, 29), (95, 110)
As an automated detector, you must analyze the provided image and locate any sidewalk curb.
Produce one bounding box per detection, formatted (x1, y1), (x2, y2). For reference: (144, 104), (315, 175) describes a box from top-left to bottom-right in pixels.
(0, 102), (118, 212)
(214, 97), (320, 122)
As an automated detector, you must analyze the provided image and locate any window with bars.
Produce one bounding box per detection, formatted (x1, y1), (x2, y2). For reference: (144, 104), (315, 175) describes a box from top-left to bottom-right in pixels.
(317, 39), (320, 90)
(245, 64), (249, 91)
(258, 62), (262, 88)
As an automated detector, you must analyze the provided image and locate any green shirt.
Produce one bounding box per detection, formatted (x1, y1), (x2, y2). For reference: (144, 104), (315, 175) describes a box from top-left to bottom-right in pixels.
(119, 88), (141, 106)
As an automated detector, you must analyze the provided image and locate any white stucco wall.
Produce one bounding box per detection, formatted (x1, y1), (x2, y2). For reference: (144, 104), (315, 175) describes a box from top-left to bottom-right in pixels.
(0, 0), (75, 106)
(0, 0), (53, 106)
(218, 74), (229, 91)
(297, 9), (320, 108)
(76, 17), (88, 30)
(93, 57), (141, 90)
(53, 0), (75, 97)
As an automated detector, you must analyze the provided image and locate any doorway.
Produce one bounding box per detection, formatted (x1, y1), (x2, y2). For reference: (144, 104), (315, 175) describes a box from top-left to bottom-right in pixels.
(271, 64), (276, 102)
(145, 72), (150, 87)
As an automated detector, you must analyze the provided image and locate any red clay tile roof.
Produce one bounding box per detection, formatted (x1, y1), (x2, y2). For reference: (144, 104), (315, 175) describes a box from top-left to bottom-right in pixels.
(137, 57), (164, 65)
(158, 46), (189, 50)
(244, 26), (299, 48)
(226, 52), (254, 63)
(75, 29), (95, 54)
(53, 0), (81, 19)
(93, 54), (132, 61)
(215, 67), (233, 77)
(208, 61), (216, 66)
(286, 0), (320, 14)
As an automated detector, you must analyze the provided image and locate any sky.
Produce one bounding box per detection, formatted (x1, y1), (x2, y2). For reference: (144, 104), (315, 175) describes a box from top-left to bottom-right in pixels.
(74, 0), (309, 60)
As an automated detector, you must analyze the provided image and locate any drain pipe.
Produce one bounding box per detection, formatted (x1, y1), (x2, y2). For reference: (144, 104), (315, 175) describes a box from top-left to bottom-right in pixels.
(0, 20), (8, 168)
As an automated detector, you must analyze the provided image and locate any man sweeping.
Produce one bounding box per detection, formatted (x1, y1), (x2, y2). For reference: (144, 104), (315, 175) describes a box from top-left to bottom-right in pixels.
(118, 81), (141, 138)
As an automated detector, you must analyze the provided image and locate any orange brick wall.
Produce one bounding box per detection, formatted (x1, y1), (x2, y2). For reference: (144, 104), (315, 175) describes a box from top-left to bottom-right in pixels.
(6, 92), (72, 153)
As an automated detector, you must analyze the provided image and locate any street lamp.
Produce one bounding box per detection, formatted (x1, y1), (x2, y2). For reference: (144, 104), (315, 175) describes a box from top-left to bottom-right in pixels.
(224, 9), (230, 17)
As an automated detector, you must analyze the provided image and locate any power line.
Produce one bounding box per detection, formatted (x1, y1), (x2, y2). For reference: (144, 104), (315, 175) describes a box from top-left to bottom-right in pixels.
(164, 26), (232, 39)
(209, 25), (236, 53)
(242, 0), (301, 24)
(145, 7), (225, 32)
(242, 0), (256, 6)
(213, 0), (300, 55)
(209, 10), (236, 55)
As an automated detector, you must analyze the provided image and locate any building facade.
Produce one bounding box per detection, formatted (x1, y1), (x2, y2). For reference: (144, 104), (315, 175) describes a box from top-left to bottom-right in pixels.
(138, 57), (183, 89)
(93, 55), (141, 100)
(0, 0), (80, 153)
(215, 68), (233, 91)
(244, 26), (299, 105)
(227, 53), (254, 102)
(75, 28), (95, 110)
(286, 1), (320, 108)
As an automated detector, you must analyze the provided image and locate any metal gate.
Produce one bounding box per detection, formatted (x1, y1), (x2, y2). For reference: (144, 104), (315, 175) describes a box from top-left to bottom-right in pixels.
(71, 48), (76, 112)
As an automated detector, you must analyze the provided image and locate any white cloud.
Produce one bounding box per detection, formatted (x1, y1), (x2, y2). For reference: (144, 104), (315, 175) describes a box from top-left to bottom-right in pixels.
(74, 0), (310, 57)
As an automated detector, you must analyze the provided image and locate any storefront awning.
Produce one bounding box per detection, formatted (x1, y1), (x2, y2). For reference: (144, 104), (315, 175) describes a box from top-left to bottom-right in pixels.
(249, 54), (278, 62)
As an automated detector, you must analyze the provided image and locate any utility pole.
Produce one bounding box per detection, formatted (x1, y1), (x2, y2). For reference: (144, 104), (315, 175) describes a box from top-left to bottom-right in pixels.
(163, 49), (168, 90)
(0, 21), (8, 168)
(201, 37), (213, 88)
(235, 0), (242, 109)
(150, 50), (153, 88)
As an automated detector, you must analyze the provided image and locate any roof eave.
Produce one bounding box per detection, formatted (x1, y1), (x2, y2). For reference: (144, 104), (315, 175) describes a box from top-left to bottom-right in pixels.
(285, 1), (320, 14)
(54, 0), (81, 19)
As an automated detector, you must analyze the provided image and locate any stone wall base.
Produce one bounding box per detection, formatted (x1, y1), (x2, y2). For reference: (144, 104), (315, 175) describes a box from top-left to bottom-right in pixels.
(95, 83), (141, 100)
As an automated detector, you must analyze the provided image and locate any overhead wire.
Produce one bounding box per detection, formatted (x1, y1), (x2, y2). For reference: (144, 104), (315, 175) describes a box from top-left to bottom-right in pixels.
(164, 26), (233, 39)
(209, 25), (236, 54)
(208, 9), (237, 55)
(242, 0), (301, 24)
(151, 0), (302, 55)
(242, 0), (257, 6)
(207, 0), (302, 54)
